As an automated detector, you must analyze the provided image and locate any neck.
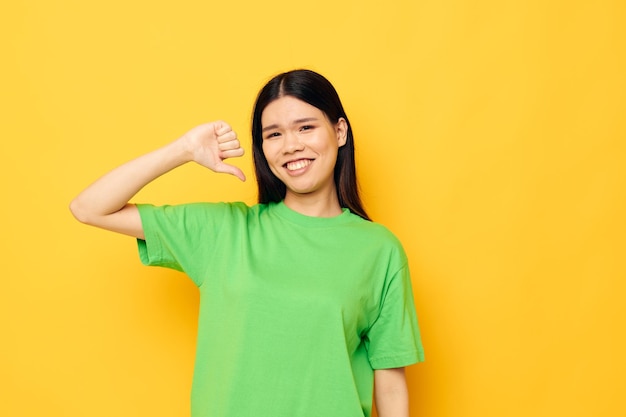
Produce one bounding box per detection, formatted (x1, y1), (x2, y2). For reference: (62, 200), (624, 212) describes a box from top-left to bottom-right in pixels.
(283, 190), (343, 218)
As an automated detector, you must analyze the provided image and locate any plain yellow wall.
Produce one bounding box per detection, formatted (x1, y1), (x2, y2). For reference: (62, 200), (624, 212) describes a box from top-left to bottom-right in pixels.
(2, 1), (625, 416)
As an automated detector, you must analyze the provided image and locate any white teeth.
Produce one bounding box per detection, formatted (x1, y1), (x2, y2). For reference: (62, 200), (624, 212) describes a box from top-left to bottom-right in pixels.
(286, 159), (312, 171)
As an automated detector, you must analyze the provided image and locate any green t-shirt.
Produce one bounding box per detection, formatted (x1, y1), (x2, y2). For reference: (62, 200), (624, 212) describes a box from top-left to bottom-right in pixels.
(137, 201), (424, 417)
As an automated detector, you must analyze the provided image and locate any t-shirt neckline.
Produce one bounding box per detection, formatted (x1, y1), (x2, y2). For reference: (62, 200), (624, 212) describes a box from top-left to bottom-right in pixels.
(271, 201), (354, 228)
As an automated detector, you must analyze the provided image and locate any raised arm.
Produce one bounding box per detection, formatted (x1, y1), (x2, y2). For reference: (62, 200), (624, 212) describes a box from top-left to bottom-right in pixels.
(69, 121), (245, 239)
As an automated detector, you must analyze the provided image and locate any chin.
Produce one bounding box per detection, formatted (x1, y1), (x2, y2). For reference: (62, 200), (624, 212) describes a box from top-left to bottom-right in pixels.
(286, 187), (316, 196)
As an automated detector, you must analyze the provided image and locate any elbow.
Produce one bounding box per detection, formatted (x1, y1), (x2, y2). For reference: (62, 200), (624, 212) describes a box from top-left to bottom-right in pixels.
(69, 198), (91, 224)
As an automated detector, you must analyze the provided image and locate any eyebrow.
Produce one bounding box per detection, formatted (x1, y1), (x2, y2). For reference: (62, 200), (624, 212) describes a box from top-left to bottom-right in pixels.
(262, 117), (319, 132)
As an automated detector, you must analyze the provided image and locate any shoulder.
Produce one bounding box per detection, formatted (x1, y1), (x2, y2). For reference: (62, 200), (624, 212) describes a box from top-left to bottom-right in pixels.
(136, 201), (269, 227)
(344, 215), (408, 262)
(137, 201), (261, 215)
(349, 215), (403, 243)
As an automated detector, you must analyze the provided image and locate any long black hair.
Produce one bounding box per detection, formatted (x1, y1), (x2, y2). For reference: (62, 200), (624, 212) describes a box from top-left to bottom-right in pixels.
(251, 69), (370, 221)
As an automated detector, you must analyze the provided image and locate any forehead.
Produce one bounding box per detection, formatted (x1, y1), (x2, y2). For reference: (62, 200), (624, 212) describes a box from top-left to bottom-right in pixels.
(261, 96), (325, 126)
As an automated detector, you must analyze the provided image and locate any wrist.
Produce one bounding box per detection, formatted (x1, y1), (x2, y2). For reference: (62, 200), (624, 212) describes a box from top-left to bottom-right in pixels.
(168, 134), (196, 165)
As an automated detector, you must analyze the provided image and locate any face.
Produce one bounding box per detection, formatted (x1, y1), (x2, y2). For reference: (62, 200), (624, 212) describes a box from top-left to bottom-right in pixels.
(261, 96), (347, 202)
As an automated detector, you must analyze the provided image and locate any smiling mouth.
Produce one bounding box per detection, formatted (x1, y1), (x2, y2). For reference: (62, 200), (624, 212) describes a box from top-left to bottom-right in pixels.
(284, 159), (313, 171)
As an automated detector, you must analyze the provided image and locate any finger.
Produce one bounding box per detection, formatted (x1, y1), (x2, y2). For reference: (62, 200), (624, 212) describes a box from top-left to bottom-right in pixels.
(218, 138), (241, 151)
(215, 162), (246, 182)
(216, 130), (237, 144)
(214, 121), (232, 137)
(219, 147), (245, 159)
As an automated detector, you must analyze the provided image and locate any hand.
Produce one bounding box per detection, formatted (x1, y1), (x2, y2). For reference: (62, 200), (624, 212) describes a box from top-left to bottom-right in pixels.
(182, 121), (246, 181)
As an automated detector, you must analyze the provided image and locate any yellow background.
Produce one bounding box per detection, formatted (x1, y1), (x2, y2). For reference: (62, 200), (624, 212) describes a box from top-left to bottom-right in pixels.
(2, 1), (625, 416)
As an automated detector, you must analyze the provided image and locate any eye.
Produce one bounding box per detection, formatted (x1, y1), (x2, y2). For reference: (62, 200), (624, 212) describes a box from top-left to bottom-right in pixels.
(300, 125), (315, 132)
(264, 132), (281, 140)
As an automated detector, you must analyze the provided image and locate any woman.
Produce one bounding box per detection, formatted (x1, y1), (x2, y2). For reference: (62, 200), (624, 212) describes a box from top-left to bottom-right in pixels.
(70, 69), (424, 417)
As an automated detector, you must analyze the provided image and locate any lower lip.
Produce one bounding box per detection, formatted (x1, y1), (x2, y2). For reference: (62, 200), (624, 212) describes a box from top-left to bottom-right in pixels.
(285, 161), (312, 176)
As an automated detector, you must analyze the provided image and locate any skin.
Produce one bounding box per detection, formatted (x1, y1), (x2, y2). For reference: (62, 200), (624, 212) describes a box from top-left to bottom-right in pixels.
(261, 95), (347, 217)
(69, 121), (245, 239)
(374, 367), (411, 417)
(70, 99), (410, 416)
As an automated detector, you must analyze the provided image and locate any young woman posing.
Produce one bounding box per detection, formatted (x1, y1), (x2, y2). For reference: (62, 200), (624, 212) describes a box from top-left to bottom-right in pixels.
(70, 69), (424, 417)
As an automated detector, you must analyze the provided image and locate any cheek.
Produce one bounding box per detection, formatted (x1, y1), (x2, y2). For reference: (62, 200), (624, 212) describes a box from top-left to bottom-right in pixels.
(261, 144), (279, 170)
(261, 143), (271, 160)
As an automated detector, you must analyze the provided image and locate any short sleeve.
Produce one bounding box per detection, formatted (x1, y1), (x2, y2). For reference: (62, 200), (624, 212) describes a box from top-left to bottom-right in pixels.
(136, 203), (230, 286)
(364, 264), (425, 369)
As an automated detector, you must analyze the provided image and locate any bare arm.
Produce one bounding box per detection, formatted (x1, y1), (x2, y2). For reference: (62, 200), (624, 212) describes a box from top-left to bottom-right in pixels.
(69, 121), (245, 239)
(374, 367), (410, 417)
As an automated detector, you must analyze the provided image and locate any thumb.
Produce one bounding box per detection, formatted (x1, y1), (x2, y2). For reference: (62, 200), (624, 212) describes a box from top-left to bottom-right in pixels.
(215, 162), (246, 182)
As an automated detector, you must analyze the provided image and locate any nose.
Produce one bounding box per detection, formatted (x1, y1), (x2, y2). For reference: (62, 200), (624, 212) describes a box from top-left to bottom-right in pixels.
(282, 132), (305, 154)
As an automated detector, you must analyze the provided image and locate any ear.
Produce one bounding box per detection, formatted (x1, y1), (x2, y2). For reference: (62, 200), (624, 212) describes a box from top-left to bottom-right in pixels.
(336, 118), (348, 147)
